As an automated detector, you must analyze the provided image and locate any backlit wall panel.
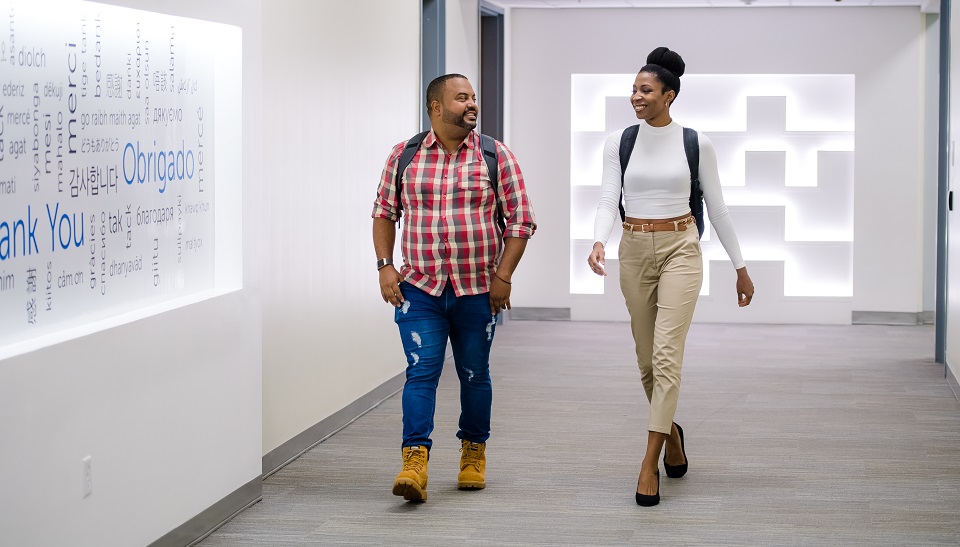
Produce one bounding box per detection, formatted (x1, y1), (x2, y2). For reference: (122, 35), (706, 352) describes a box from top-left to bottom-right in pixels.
(570, 74), (854, 319)
(0, 0), (236, 348)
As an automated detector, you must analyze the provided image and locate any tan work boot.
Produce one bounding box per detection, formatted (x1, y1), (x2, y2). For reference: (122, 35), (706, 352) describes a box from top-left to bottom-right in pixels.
(457, 440), (486, 490)
(392, 445), (429, 501)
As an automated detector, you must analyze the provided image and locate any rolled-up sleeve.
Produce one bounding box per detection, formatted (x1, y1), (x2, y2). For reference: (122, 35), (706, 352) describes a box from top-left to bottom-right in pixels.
(496, 142), (537, 239)
(371, 142), (406, 222)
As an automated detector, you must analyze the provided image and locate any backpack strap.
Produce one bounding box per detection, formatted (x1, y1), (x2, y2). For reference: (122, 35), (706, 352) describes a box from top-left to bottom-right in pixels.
(617, 125), (640, 222)
(393, 131), (430, 221)
(394, 131), (504, 233)
(682, 127), (705, 239)
(480, 134), (506, 234)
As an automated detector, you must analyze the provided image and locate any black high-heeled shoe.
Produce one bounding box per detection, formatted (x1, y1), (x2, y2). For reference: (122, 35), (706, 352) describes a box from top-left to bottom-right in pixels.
(635, 470), (660, 506)
(664, 422), (688, 479)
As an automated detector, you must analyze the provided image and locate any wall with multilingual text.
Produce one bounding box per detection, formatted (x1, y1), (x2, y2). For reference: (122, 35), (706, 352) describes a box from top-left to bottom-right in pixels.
(0, 0), (221, 350)
(0, 0), (262, 545)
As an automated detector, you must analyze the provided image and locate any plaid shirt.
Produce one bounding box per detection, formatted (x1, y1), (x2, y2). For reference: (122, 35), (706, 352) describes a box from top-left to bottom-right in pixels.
(372, 130), (537, 297)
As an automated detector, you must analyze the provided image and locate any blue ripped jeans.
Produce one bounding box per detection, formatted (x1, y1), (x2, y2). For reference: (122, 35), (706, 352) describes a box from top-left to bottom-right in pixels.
(395, 281), (497, 450)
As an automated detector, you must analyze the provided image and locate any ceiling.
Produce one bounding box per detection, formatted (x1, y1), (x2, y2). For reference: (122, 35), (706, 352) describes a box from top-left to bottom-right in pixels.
(483, 0), (937, 10)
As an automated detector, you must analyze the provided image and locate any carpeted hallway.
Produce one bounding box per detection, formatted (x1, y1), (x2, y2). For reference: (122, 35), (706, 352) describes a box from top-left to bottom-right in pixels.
(199, 321), (960, 546)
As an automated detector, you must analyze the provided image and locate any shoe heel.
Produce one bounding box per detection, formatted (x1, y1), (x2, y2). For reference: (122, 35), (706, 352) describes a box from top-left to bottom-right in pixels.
(664, 422), (688, 479)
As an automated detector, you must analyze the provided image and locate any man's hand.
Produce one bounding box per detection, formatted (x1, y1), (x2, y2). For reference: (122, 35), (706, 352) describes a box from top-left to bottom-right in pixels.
(372, 218), (400, 306)
(490, 272), (512, 315)
(379, 266), (404, 307)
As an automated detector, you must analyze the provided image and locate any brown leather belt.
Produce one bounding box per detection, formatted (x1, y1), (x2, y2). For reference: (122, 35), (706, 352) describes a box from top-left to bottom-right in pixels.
(622, 216), (695, 233)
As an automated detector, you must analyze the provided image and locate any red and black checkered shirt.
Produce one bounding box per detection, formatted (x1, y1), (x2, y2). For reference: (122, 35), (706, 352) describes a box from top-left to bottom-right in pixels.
(372, 130), (537, 297)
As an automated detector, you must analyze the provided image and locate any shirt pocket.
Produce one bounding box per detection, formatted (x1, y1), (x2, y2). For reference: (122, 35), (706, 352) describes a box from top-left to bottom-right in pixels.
(456, 161), (489, 192)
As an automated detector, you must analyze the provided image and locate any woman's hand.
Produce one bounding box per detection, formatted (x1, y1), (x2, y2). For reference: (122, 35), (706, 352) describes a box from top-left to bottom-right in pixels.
(587, 242), (607, 276)
(736, 267), (754, 307)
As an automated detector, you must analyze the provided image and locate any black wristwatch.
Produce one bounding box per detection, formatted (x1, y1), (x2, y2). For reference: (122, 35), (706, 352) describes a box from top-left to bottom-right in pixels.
(376, 258), (394, 270)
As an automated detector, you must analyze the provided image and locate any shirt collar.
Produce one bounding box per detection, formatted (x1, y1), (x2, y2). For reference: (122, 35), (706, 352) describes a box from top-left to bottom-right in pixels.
(424, 129), (478, 152)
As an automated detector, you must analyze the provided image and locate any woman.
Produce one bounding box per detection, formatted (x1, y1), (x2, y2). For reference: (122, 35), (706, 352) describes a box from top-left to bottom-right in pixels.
(587, 47), (754, 506)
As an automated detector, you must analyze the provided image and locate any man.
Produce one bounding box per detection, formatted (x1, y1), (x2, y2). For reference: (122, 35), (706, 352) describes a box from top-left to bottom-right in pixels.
(371, 74), (537, 502)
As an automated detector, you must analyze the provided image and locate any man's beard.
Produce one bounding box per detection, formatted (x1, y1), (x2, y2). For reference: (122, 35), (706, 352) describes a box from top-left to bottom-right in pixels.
(442, 108), (477, 130)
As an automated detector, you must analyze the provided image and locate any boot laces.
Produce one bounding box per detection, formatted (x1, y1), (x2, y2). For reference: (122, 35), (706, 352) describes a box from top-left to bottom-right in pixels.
(460, 442), (483, 470)
(403, 447), (426, 471)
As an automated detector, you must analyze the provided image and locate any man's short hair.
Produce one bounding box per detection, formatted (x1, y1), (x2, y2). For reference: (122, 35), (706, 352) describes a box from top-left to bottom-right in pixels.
(426, 73), (468, 110)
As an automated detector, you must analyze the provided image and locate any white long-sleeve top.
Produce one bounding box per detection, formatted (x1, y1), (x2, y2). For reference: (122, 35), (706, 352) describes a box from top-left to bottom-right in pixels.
(593, 121), (745, 269)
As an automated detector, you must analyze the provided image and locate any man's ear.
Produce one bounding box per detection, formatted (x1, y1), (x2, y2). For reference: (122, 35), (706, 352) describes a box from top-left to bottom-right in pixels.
(429, 100), (441, 116)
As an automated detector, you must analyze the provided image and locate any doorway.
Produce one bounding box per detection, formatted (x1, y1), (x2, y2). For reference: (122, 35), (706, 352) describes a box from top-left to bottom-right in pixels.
(480, 2), (504, 141)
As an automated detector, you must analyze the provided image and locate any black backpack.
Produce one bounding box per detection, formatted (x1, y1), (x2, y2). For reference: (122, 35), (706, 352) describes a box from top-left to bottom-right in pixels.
(394, 131), (505, 233)
(618, 125), (705, 238)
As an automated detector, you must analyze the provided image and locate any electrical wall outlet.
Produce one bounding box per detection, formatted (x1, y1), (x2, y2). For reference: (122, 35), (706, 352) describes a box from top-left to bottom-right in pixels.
(81, 456), (93, 498)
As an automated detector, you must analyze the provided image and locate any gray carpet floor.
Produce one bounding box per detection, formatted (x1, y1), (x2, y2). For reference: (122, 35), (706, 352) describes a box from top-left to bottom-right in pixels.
(199, 321), (960, 546)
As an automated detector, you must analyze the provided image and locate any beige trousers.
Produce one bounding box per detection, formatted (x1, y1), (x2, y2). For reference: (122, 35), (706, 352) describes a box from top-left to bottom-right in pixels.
(618, 224), (703, 434)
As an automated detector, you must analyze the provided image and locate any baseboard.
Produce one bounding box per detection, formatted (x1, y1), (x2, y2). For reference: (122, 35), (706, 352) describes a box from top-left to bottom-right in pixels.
(509, 307), (571, 321)
(851, 311), (925, 326)
(947, 363), (960, 403)
(148, 475), (262, 547)
(262, 371), (405, 478)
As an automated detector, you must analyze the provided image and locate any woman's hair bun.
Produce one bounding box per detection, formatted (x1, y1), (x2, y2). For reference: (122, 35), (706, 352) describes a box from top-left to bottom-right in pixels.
(646, 47), (685, 78)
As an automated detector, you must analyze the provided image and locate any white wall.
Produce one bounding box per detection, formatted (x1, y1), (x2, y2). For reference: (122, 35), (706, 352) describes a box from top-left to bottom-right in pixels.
(0, 0), (264, 545)
(261, 0), (420, 456)
(507, 6), (930, 321)
(447, 0), (480, 84)
(923, 13), (941, 315)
